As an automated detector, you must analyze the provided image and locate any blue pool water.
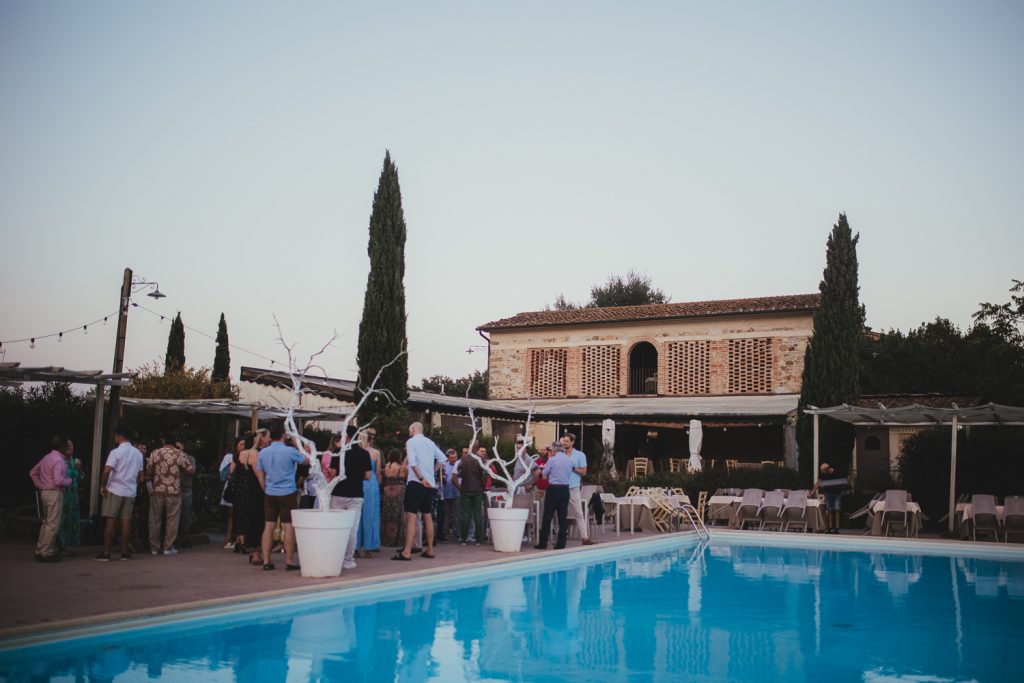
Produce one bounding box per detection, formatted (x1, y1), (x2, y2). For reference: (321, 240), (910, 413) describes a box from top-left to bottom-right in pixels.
(2, 538), (1022, 682)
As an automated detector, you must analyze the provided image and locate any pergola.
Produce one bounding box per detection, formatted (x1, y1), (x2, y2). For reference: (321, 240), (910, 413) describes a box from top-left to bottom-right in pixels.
(1, 363), (134, 517)
(3, 363), (351, 517)
(804, 403), (1024, 531)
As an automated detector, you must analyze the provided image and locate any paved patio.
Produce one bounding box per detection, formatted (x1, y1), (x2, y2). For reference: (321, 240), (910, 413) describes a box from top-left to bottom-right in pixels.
(0, 525), (664, 640)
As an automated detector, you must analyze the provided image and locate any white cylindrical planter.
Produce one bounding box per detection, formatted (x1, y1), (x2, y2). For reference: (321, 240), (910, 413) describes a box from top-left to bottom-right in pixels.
(292, 509), (357, 578)
(487, 507), (530, 553)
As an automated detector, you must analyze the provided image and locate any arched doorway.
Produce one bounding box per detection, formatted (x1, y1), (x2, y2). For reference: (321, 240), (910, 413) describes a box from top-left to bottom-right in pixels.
(629, 342), (658, 394)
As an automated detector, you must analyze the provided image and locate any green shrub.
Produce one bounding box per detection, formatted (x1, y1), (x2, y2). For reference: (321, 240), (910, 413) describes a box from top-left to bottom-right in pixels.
(898, 426), (1024, 522)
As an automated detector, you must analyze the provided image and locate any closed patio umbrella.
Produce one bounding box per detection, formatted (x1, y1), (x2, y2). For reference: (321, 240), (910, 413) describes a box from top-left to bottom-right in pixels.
(688, 419), (703, 472)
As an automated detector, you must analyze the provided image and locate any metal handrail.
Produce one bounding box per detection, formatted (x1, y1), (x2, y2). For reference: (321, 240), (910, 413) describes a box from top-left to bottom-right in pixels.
(677, 503), (710, 542)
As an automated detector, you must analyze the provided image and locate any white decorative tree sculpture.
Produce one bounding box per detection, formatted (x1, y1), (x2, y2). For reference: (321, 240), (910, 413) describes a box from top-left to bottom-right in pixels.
(273, 318), (405, 512)
(464, 398), (537, 506)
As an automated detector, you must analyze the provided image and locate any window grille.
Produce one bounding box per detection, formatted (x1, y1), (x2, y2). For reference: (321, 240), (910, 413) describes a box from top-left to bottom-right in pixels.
(727, 338), (773, 393)
(529, 348), (567, 397)
(665, 341), (710, 395)
(580, 345), (620, 397)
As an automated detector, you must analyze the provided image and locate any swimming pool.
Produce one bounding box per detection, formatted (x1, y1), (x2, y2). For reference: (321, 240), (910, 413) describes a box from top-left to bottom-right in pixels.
(2, 535), (1022, 682)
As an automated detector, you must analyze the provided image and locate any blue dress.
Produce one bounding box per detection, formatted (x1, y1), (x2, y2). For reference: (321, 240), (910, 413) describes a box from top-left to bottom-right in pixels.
(357, 456), (381, 551)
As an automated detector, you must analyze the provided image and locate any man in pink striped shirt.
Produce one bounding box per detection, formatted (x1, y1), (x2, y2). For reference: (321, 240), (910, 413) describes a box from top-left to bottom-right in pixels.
(29, 435), (74, 562)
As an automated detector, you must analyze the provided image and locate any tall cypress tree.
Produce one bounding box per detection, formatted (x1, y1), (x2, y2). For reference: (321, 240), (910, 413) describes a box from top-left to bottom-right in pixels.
(212, 313), (231, 383)
(356, 151), (409, 420)
(796, 214), (862, 480)
(165, 312), (186, 374)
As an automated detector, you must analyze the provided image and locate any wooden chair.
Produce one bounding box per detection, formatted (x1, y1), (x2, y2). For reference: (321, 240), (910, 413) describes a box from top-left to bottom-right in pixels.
(696, 490), (707, 522)
(633, 457), (650, 477)
(668, 458), (684, 474)
(725, 459), (738, 474)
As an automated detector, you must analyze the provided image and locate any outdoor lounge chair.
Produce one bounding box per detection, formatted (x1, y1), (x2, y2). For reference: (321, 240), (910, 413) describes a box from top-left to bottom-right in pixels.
(736, 489), (764, 530)
(881, 489), (909, 537)
(1004, 496), (1024, 543)
(970, 494), (1000, 542)
(781, 490), (809, 532)
(759, 490), (785, 531)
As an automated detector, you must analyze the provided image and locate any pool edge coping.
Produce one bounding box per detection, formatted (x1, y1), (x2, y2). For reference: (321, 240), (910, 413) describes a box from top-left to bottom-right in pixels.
(0, 532), (693, 649)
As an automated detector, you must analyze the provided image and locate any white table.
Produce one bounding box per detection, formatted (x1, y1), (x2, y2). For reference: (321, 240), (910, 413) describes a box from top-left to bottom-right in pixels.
(868, 501), (923, 537)
(955, 503), (1005, 538)
(707, 494), (823, 531)
(613, 494), (690, 535)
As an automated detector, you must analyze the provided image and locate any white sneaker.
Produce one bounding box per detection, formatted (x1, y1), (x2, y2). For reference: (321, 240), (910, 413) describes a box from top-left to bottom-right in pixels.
(164, 548), (178, 556)
(343, 560), (357, 570)
(150, 550), (159, 556)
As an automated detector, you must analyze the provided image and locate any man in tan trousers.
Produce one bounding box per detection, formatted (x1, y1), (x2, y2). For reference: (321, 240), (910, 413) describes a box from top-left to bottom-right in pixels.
(29, 436), (74, 562)
(145, 433), (195, 556)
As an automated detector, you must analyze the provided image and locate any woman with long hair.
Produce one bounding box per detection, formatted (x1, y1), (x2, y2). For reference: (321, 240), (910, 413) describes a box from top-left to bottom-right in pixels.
(356, 430), (383, 556)
(234, 429), (268, 566)
(380, 448), (407, 548)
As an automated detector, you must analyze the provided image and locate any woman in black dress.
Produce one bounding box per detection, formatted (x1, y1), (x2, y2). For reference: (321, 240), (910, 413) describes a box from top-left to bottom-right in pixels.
(233, 429), (268, 565)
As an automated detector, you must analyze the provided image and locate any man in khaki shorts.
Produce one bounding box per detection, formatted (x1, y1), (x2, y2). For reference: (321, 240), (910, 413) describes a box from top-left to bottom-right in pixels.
(96, 427), (145, 561)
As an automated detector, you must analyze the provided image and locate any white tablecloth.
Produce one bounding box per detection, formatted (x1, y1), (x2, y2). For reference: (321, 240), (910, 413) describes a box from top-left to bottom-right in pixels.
(707, 495), (823, 531)
(868, 501), (923, 536)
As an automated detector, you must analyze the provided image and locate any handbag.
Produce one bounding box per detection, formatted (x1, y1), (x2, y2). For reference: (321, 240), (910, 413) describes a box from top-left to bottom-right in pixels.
(222, 477), (235, 504)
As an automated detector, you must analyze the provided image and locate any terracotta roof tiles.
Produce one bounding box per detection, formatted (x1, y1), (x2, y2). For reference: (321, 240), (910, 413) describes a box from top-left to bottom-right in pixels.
(478, 293), (821, 331)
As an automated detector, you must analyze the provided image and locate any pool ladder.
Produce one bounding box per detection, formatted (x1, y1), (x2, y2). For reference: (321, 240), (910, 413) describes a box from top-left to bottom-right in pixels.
(674, 503), (711, 543)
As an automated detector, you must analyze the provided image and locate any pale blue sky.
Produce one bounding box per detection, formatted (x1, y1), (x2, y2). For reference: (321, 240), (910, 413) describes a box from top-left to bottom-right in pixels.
(2, 1), (1022, 385)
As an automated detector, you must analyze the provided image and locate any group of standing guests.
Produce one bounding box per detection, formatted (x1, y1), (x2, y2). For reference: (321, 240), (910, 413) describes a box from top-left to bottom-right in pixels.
(29, 427), (198, 562)
(221, 422), (384, 571)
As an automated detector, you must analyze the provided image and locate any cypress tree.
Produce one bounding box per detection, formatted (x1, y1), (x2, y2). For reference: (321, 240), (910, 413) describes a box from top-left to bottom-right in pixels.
(165, 312), (186, 374)
(796, 214), (862, 480)
(212, 313), (231, 383)
(356, 151), (409, 421)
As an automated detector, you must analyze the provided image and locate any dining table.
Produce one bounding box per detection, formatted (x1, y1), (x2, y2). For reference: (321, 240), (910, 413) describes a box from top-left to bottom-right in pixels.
(706, 494), (824, 531)
(613, 493), (691, 535)
(955, 503), (1005, 539)
(866, 500), (924, 537)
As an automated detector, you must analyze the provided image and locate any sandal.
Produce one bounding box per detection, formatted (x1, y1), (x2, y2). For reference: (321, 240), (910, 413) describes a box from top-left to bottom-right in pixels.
(262, 563), (276, 571)
(391, 552), (412, 561)
(286, 564), (301, 571)
(420, 551), (435, 559)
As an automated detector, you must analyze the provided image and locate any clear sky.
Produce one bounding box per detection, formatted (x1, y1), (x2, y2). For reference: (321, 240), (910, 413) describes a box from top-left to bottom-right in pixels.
(2, 1), (1022, 387)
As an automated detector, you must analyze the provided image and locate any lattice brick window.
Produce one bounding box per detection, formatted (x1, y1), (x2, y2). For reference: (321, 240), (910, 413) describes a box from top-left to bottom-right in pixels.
(529, 348), (567, 397)
(727, 338), (773, 393)
(580, 345), (620, 397)
(665, 341), (710, 395)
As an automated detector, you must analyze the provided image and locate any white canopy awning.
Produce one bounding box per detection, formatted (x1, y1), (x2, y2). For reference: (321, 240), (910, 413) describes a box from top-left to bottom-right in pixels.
(803, 403), (1024, 427)
(803, 402), (1024, 532)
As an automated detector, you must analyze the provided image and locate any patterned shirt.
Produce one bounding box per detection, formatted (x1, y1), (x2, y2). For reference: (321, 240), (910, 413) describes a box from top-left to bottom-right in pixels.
(146, 446), (192, 496)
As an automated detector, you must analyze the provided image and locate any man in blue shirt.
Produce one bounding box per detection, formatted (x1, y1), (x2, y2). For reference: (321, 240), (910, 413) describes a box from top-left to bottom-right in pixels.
(563, 433), (597, 546)
(256, 422), (310, 571)
(393, 422), (446, 561)
(534, 442), (574, 550)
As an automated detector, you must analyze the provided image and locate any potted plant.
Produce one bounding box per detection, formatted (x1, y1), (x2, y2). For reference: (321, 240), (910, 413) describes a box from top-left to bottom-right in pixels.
(274, 324), (403, 577)
(465, 400), (537, 552)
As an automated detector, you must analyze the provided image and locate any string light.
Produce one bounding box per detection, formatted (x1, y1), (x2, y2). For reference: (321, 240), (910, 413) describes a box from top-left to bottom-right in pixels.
(0, 312), (118, 348)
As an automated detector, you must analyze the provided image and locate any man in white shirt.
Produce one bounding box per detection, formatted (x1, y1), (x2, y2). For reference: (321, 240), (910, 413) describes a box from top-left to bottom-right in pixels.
(96, 427), (145, 561)
(393, 422), (445, 561)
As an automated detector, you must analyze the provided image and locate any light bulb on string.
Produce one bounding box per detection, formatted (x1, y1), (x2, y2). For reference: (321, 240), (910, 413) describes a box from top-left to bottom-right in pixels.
(58, 332), (63, 343)
(30, 338), (35, 349)
(104, 317), (109, 326)
(83, 325), (88, 335)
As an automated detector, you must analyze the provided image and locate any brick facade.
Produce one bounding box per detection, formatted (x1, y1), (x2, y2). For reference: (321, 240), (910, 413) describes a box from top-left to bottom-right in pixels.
(487, 313), (812, 399)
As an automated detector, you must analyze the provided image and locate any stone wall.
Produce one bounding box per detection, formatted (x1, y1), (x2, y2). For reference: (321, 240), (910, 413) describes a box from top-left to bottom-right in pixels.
(487, 312), (812, 399)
